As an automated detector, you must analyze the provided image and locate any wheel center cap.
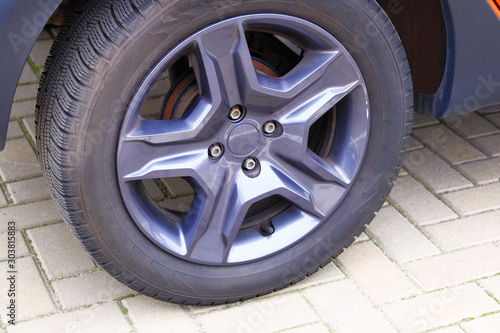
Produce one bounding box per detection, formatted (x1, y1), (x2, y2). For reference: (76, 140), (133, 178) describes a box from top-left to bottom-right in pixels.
(227, 124), (260, 156)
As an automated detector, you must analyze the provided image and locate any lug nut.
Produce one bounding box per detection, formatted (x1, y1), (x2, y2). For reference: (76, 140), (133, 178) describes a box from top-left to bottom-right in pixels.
(208, 143), (223, 158)
(229, 106), (243, 121)
(263, 121), (276, 134)
(242, 157), (257, 171)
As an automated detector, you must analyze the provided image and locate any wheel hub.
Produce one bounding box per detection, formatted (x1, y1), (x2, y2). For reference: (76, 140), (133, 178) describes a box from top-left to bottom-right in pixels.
(227, 124), (260, 156)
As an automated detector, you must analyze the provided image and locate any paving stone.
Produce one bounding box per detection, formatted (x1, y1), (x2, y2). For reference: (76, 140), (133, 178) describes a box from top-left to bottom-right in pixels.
(413, 125), (486, 165)
(13, 84), (38, 102)
(37, 29), (52, 40)
(403, 244), (500, 291)
(18, 63), (38, 83)
(123, 295), (199, 333)
(461, 313), (500, 333)
(472, 134), (500, 157)
(381, 284), (499, 333)
(0, 200), (61, 232)
(337, 241), (418, 304)
(433, 326), (466, 333)
(0, 257), (57, 323)
(441, 182), (500, 216)
(485, 112), (500, 128)
(413, 112), (440, 128)
(0, 138), (41, 182)
(52, 270), (134, 309)
(404, 148), (473, 193)
(197, 293), (318, 333)
(408, 136), (424, 151)
(6, 121), (24, 140)
(354, 231), (369, 243)
(455, 158), (500, 185)
(282, 262), (345, 292)
(479, 275), (500, 301)
(422, 210), (500, 251)
(304, 280), (397, 333)
(8, 302), (131, 333)
(10, 100), (36, 119)
(0, 189), (7, 207)
(162, 177), (194, 197)
(366, 206), (441, 262)
(285, 323), (331, 333)
(442, 113), (499, 139)
(0, 231), (29, 260)
(27, 223), (95, 280)
(388, 176), (458, 225)
(30, 40), (53, 68)
(7, 177), (50, 204)
(399, 168), (408, 176)
(22, 117), (35, 142)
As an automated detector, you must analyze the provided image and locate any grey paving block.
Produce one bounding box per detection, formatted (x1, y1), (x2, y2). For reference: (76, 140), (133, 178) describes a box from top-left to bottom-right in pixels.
(403, 244), (500, 291)
(479, 275), (500, 302)
(381, 284), (499, 333)
(408, 136), (424, 151)
(485, 112), (500, 128)
(8, 303), (131, 333)
(22, 117), (36, 142)
(0, 257), (57, 323)
(37, 29), (51, 40)
(13, 84), (38, 102)
(354, 231), (369, 243)
(433, 326), (467, 333)
(388, 176), (458, 225)
(30, 39), (53, 68)
(422, 210), (500, 251)
(10, 100), (36, 119)
(0, 231), (29, 260)
(460, 313), (500, 333)
(18, 63), (38, 83)
(413, 125), (486, 165)
(337, 241), (418, 304)
(0, 138), (41, 182)
(442, 113), (499, 139)
(413, 112), (440, 128)
(286, 323), (331, 333)
(27, 223), (95, 280)
(404, 148), (473, 193)
(6, 121), (24, 140)
(7, 177), (50, 204)
(142, 179), (166, 200)
(282, 262), (344, 292)
(122, 295), (199, 333)
(367, 206), (441, 262)
(52, 270), (134, 309)
(455, 158), (500, 185)
(0, 200), (61, 232)
(0, 188), (7, 207)
(441, 182), (500, 216)
(303, 280), (397, 333)
(472, 134), (500, 157)
(197, 292), (318, 333)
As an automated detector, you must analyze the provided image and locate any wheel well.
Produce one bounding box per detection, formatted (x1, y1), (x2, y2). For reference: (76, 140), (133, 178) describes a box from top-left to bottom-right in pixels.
(48, 0), (448, 95)
(377, 0), (447, 95)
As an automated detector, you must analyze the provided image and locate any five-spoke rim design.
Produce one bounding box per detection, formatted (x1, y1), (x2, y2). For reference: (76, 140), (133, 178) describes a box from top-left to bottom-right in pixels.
(117, 14), (370, 265)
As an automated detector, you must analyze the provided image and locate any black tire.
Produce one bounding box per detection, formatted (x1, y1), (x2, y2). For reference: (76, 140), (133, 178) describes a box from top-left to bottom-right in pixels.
(36, 0), (412, 304)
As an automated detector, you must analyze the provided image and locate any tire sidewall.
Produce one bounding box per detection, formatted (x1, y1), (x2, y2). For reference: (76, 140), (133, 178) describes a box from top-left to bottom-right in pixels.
(78, 0), (409, 300)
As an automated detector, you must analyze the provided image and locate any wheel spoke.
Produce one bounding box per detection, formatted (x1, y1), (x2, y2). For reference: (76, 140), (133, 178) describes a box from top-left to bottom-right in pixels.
(118, 139), (209, 182)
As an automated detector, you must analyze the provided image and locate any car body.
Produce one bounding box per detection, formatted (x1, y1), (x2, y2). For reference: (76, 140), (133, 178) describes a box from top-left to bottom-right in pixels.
(1, 0), (500, 151)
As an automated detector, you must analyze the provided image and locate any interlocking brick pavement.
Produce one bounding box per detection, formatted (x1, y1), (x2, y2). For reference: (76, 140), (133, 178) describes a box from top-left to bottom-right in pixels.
(0, 31), (499, 333)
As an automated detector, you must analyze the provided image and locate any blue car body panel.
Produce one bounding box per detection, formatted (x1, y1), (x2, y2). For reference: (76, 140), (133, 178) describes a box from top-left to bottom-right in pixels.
(0, 0), (499, 150)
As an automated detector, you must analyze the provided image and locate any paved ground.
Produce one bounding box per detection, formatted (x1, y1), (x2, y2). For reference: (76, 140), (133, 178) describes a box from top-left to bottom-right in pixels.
(1, 30), (500, 333)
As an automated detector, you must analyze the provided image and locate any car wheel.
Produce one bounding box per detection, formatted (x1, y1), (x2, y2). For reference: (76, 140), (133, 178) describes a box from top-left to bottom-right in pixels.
(36, 0), (412, 304)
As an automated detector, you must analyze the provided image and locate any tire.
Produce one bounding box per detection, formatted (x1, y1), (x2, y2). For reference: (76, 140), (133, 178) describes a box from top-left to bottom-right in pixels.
(36, 0), (412, 304)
